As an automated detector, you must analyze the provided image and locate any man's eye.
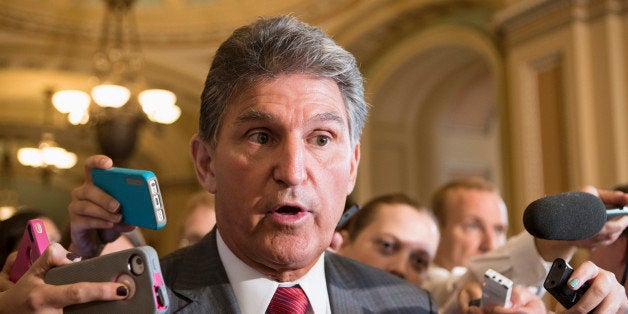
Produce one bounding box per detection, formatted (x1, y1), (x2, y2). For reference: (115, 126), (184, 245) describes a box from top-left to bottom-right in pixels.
(249, 132), (270, 144)
(410, 255), (429, 272)
(495, 227), (506, 236)
(464, 222), (480, 231)
(375, 239), (396, 255)
(315, 135), (330, 146)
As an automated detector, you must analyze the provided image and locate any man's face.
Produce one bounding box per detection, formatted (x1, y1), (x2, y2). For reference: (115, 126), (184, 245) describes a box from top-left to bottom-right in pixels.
(192, 74), (359, 281)
(436, 188), (508, 270)
(338, 204), (439, 286)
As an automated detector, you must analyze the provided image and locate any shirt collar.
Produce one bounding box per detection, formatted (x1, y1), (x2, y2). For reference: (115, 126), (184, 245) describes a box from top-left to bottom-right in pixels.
(216, 230), (330, 314)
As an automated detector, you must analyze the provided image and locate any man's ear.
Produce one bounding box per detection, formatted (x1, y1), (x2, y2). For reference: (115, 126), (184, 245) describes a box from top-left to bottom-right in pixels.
(347, 143), (360, 194)
(327, 231), (344, 253)
(190, 134), (217, 193)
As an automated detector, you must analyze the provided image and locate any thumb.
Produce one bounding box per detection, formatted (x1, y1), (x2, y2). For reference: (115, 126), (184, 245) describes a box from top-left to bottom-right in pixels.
(26, 243), (81, 279)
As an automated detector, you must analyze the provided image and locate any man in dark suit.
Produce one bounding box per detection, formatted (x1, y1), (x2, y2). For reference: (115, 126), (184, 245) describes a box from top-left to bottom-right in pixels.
(67, 15), (437, 313)
(161, 230), (435, 312)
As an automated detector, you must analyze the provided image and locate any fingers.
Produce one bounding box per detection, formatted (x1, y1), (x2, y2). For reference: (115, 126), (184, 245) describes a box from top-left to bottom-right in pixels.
(580, 185), (599, 196)
(596, 187), (628, 207)
(0, 252), (17, 292)
(458, 282), (483, 313)
(578, 216), (628, 248)
(73, 154), (120, 225)
(1, 252), (16, 274)
(71, 184), (121, 219)
(508, 286), (546, 313)
(70, 161), (122, 232)
(26, 243), (79, 278)
(567, 261), (628, 313)
(23, 242), (130, 310)
(84, 155), (113, 182)
(34, 281), (130, 309)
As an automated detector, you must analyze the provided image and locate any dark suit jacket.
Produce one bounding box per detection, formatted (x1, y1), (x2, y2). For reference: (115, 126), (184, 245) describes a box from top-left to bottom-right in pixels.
(160, 230), (437, 313)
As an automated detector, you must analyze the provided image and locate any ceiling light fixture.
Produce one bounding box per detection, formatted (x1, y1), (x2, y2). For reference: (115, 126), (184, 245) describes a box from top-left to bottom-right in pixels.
(51, 0), (181, 165)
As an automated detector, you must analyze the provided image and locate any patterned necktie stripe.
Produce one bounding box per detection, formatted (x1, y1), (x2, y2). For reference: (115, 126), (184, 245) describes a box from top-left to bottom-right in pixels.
(266, 285), (309, 314)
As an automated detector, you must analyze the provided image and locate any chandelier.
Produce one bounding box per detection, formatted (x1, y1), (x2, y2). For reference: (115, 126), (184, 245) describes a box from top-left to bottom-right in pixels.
(17, 133), (77, 170)
(17, 89), (78, 172)
(51, 0), (180, 165)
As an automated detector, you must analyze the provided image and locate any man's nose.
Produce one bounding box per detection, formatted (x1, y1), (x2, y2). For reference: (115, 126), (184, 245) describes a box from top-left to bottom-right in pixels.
(386, 255), (408, 280)
(273, 139), (306, 186)
(479, 229), (497, 252)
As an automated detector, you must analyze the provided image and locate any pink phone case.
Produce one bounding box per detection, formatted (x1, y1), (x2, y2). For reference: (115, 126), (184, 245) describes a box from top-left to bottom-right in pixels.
(9, 218), (50, 282)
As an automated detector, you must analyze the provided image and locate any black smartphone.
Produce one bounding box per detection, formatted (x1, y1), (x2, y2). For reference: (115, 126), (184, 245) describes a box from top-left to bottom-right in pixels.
(544, 258), (590, 309)
(336, 204), (361, 230)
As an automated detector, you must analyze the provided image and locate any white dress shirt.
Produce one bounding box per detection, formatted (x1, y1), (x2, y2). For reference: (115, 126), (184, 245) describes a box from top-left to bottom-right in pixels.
(217, 231), (332, 314)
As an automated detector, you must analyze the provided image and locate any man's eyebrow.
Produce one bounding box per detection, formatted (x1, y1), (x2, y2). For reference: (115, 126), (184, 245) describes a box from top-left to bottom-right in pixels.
(312, 112), (344, 125)
(235, 109), (275, 124)
(235, 110), (345, 125)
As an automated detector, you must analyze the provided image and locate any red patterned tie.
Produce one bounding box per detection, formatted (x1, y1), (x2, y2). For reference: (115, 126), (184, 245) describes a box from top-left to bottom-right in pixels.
(266, 285), (310, 314)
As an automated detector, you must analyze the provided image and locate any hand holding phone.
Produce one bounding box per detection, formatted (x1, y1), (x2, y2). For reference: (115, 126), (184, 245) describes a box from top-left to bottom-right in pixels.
(92, 167), (167, 230)
(45, 246), (169, 313)
(544, 258), (590, 309)
(9, 219), (50, 282)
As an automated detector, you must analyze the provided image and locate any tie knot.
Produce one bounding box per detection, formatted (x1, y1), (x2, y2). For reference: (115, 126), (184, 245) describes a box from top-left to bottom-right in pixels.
(266, 285), (309, 314)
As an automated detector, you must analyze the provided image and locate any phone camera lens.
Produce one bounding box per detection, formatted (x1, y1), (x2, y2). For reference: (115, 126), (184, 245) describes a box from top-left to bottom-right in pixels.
(129, 254), (145, 276)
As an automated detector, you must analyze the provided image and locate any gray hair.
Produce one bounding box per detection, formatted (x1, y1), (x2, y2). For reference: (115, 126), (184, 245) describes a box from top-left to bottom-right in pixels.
(199, 15), (367, 147)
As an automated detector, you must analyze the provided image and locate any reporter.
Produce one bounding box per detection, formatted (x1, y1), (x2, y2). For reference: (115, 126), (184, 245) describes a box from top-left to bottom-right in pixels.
(0, 243), (129, 314)
(436, 185), (628, 313)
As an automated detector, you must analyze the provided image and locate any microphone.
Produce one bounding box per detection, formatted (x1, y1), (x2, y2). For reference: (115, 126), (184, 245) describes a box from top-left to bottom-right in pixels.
(522, 191), (627, 240)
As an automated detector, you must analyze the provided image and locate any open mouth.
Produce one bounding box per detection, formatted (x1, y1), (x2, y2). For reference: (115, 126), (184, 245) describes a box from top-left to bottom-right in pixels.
(275, 206), (302, 215)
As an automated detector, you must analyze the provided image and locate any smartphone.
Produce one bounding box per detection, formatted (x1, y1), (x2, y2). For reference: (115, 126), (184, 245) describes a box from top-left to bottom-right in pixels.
(544, 258), (590, 309)
(336, 204), (361, 230)
(481, 268), (512, 308)
(9, 218), (50, 282)
(45, 246), (169, 313)
(92, 167), (167, 230)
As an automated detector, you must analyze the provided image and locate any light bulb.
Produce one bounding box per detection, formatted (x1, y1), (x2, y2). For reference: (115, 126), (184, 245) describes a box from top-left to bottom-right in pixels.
(17, 147), (43, 167)
(91, 84), (130, 108)
(139, 89), (181, 124)
(52, 90), (90, 114)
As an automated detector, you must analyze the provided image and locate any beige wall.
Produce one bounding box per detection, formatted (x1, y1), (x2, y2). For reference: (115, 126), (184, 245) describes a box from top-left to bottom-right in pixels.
(497, 0), (628, 232)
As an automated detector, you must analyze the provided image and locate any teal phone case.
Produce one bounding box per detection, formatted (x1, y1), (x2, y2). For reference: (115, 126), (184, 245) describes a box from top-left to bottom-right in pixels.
(92, 168), (166, 230)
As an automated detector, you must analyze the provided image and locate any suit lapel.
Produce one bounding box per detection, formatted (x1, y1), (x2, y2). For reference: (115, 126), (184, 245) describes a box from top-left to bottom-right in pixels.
(324, 252), (369, 313)
(167, 230), (241, 313)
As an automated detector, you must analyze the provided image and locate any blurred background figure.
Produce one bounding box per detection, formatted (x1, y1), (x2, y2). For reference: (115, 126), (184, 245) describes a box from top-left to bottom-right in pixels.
(0, 209), (61, 266)
(430, 177), (508, 272)
(178, 191), (216, 248)
(337, 193), (440, 286)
